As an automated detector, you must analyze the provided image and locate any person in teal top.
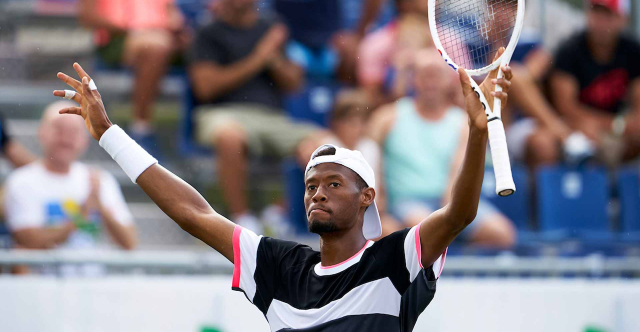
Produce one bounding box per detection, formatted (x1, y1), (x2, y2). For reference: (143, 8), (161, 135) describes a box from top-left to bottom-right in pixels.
(369, 48), (516, 248)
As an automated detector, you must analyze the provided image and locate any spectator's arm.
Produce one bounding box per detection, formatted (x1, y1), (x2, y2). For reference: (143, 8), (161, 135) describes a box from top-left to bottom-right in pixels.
(12, 224), (76, 249)
(267, 54), (304, 93)
(441, 119), (470, 208)
(77, 0), (125, 33)
(189, 56), (266, 102)
(549, 71), (613, 140)
(4, 141), (36, 168)
(509, 64), (571, 139)
(100, 208), (137, 250)
(367, 104), (396, 213)
(624, 78), (640, 142)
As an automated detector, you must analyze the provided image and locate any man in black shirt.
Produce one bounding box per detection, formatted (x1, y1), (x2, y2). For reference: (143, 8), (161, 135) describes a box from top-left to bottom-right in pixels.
(189, 0), (326, 230)
(54, 48), (512, 330)
(550, 0), (640, 162)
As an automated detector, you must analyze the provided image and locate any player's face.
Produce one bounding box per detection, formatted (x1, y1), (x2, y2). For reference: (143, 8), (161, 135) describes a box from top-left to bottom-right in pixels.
(304, 164), (365, 235)
(587, 6), (626, 44)
(40, 115), (88, 165)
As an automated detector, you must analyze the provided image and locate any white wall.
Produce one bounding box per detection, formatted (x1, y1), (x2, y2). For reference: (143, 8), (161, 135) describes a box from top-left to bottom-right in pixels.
(1, 276), (639, 332)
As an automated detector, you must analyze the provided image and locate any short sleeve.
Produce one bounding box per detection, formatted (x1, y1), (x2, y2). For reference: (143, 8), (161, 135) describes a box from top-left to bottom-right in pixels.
(403, 224), (446, 283)
(231, 226), (304, 313)
(371, 225), (447, 290)
(4, 173), (45, 231)
(99, 171), (134, 226)
(189, 26), (225, 64)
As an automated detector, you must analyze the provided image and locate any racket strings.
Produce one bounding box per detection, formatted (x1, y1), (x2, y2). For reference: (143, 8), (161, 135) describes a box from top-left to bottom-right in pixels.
(434, 0), (517, 71)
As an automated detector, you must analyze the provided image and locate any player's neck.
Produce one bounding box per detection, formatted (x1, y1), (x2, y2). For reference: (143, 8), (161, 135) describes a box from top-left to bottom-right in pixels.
(318, 229), (367, 267)
(42, 158), (71, 174)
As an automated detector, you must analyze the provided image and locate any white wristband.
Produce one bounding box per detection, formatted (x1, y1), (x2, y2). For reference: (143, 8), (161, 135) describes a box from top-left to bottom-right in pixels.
(99, 125), (158, 183)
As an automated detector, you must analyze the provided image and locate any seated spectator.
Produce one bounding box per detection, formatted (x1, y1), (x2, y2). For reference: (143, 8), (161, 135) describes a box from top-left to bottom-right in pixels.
(325, 89), (401, 236)
(4, 101), (136, 273)
(504, 41), (575, 169)
(270, 0), (359, 82)
(369, 49), (516, 248)
(78, 0), (190, 150)
(550, 0), (640, 166)
(357, 0), (462, 106)
(189, 0), (326, 233)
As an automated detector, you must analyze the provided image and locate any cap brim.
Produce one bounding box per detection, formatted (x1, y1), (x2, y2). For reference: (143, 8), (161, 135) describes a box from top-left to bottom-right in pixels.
(363, 200), (382, 240)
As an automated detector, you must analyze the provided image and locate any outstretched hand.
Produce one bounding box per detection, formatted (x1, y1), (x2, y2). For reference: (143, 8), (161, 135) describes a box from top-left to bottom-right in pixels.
(458, 48), (513, 130)
(53, 63), (112, 140)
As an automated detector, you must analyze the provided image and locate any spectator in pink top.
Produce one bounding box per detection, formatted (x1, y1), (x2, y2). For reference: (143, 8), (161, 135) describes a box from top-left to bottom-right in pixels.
(357, 0), (465, 106)
(78, 0), (191, 150)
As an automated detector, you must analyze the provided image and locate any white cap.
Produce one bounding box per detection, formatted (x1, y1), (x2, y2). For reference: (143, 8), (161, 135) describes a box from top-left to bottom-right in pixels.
(305, 144), (382, 240)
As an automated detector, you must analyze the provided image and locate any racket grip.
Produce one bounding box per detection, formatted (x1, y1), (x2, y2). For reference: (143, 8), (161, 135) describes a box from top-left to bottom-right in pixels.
(487, 119), (516, 196)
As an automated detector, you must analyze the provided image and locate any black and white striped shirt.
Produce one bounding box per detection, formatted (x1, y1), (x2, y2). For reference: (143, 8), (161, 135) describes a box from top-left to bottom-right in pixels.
(231, 224), (447, 332)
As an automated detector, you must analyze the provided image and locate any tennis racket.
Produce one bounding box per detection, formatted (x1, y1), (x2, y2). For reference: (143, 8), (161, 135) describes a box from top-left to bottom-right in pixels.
(428, 0), (525, 196)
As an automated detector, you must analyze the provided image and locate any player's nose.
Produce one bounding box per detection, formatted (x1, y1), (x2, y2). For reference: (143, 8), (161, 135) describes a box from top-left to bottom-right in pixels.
(311, 187), (328, 203)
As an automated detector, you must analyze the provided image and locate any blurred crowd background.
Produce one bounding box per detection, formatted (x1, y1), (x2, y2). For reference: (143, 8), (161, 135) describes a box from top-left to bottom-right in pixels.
(0, 0), (639, 273)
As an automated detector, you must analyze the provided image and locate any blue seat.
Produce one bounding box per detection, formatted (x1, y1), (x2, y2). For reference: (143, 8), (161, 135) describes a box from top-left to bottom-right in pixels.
(283, 159), (309, 234)
(284, 80), (340, 128)
(482, 165), (532, 232)
(617, 167), (640, 241)
(537, 166), (611, 241)
(179, 78), (212, 157)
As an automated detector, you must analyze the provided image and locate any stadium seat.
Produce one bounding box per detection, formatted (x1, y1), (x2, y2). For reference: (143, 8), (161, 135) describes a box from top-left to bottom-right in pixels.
(284, 79), (340, 127)
(179, 78), (212, 157)
(536, 166), (611, 241)
(283, 159), (309, 234)
(482, 165), (532, 234)
(617, 167), (640, 241)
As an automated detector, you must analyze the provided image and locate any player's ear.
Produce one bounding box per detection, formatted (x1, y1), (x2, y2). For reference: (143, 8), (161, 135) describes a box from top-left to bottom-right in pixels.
(361, 187), (376, 208)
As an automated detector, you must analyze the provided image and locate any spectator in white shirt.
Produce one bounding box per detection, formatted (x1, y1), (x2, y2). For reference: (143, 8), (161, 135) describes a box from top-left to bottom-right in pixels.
(4, 101), (136, 252)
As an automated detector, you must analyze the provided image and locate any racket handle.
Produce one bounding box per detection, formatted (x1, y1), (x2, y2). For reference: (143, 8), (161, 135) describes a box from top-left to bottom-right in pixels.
(492, 69), (504, 117)
(487, 119), (516, 197)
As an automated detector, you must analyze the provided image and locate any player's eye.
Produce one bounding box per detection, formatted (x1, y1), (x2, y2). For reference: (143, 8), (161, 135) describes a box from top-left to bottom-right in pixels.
(329, 182), (340, 188)
(307, 185), (317, 191)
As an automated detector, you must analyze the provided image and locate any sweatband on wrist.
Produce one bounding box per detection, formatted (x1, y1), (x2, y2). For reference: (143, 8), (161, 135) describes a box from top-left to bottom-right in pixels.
(99, 125), (158, 183)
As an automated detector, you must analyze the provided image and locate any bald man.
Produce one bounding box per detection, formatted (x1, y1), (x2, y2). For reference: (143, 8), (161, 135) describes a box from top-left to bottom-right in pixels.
(4, 101), (136, 268)
(368, 48), (516, 248)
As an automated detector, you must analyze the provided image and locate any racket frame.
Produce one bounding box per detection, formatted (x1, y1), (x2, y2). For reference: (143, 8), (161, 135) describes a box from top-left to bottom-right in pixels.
(428, 0), (526, 196)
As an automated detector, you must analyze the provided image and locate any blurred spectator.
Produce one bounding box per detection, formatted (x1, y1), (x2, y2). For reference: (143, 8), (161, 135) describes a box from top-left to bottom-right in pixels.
(4, 101), (136, 272)
(271, 0), (359, 82)
(189, 0), (325, 232)
(550, 0), (640, 166)
(504, 36), (574, 168)
(357, 0), (462, 106)
(78, 0), (190, 150)
(0, 114), (37, 168)
(369, 49), (515, 248)
(324, 89), (401, 236)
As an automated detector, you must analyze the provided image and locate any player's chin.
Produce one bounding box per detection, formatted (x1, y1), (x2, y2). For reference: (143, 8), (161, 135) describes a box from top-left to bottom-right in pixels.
(307, 219), (337, 234)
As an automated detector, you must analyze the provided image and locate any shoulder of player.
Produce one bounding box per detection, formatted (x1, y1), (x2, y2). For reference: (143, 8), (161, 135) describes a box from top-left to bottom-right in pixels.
(369, 227), (412, 252)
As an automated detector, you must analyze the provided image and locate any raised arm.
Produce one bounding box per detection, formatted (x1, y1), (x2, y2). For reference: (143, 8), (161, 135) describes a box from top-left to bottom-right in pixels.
(53, 64), (236, 262)
(418, 52), (513, 268)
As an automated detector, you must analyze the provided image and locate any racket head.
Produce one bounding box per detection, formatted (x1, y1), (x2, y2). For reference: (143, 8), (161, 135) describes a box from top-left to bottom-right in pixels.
(428, 0), (525, 77)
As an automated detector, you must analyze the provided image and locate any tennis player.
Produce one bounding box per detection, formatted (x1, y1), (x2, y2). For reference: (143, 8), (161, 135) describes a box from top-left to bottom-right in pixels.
(53, 49), (512, 331)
